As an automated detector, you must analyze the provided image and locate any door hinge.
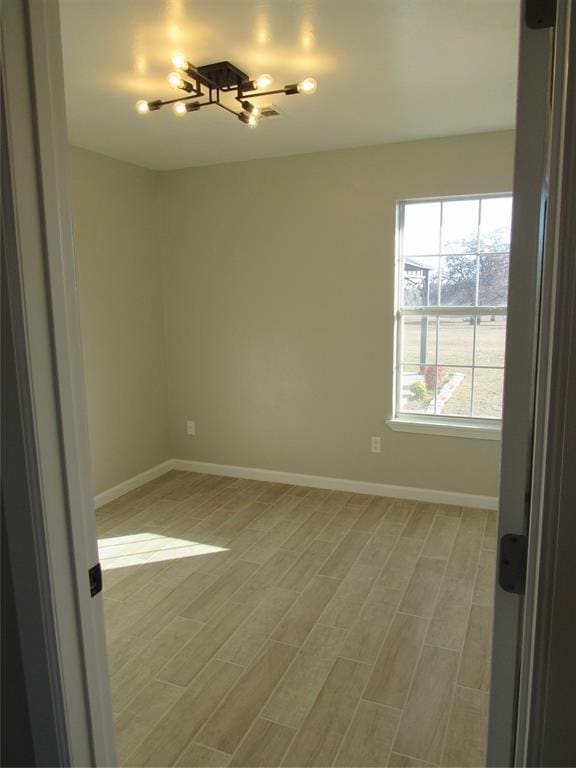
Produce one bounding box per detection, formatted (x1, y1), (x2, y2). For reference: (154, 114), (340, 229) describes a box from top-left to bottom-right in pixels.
(525, 0), (556, 29)
(89, 562), (103, 597)
(498, 533), (528, 594)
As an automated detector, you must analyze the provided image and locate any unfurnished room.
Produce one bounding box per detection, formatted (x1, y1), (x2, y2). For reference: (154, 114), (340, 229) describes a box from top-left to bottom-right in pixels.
(61, 1), (517, 765)
(10, 0), (576, 767)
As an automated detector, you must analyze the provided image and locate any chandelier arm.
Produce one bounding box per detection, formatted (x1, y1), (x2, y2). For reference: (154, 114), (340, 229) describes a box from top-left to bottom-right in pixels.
(158, 94), (203, 107)
(177, 96), (241, 118)
(235, 88), (288, 100)
(213, 101), (242, 117)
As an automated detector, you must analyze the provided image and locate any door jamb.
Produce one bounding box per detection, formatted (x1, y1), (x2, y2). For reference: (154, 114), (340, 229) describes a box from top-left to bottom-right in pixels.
(487, 5), (553, 763)
(518, 2), (576, 763)
(2, 0), (116, 763)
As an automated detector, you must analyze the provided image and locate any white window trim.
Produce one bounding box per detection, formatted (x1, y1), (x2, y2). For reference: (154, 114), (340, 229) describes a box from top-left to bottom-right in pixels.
(392, 194), (511, 438)
(386, 415), (501, 441)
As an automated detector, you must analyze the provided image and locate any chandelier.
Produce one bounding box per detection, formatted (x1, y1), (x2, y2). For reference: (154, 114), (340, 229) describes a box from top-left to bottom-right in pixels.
(136, 55), (317, 127)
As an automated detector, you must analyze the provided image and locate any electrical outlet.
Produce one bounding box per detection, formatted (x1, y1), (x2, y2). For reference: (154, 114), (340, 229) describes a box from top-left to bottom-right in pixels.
(186, 420), (196, 436)
(370, 436), (381, 453)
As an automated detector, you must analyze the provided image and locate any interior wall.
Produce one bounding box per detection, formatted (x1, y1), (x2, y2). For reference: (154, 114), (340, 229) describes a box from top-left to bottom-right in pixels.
(69, 147), (170, 495)
(159, 131), (515, 498)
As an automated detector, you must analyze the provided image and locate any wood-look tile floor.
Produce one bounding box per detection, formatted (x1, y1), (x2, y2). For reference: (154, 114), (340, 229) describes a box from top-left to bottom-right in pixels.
(98, 471), (496, 768)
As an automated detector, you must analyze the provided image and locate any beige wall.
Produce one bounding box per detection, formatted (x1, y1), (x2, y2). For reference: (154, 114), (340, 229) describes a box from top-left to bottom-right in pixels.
(70, 132), (514, 498)
(69, 146), (170, 495)
(159, 131), (515, 497)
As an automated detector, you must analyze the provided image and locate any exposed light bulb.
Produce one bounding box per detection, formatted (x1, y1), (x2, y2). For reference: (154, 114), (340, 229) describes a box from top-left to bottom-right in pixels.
(173, 101), (187, 116)
(136, 99), (150, 114)
(238, 111), (260, 127)
(171, 52), (187, 70)
(297, 77), (317, 95)
(255, 73), (273, 89)
(241, 101), (262, 118)
(168, 72), (185, 89)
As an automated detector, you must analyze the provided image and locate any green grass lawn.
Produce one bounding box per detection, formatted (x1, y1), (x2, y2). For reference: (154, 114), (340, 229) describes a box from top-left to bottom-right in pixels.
(401, 315), (506, 417)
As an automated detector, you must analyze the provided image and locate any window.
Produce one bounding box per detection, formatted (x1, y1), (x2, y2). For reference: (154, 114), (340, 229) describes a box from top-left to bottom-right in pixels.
(391, 195), (512, 438)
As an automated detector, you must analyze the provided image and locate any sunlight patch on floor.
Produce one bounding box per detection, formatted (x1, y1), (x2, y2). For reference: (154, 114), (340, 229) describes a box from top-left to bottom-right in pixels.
(98, 533), (228, 570)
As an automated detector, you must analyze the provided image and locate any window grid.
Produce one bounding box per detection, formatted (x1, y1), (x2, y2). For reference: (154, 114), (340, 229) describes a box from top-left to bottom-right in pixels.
(395, 195), (511, 424)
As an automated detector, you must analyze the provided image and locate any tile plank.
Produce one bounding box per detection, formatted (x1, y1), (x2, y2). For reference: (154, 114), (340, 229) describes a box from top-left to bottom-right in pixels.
(197, 641), (298, 754)
(176, 743), (231, 767)
(319, 571), (375, 630)
(402, 502), (437, 540)
(158, 602), (251, 686)
(399, 557), (446, 618)
(442, 685), (489, 767)
(318, 531), (370, 579)
(180, 559), (260, 621)
(334, 701), (400, 767)
(272, 576), (340, 645)
(393, 645), (459, 764)
(374, 537), (423, 593)
(124, 659), (243, 767)
(445, 511), (486, 584)
(352, 497), (392, 532)
(421, 514), (459, 559)
(340, 602), (396, 664)
(278, 539), (335, 592)
(114, 680), (184, 764)
(426, 578), (475, 651)
(282, 658), (371, 767)
(262, 652), (334, 730)
(364, 613), (427, 709)
(111, 616), (203, 712)
(459, 604), (492, 691)
(483, 509), (498, 551)
(302, 623), (348, 659)
(229, 718), (296, 767)
(282, 512), (331, 551)
(388, 753), (436, 767)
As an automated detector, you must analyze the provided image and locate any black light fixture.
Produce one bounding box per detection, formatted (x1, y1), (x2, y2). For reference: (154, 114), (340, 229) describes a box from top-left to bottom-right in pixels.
(241, 100), (262, 117)
(238, 111), (258, 127)
(136, 56), (317, 127)
(173, 101), (202, 116)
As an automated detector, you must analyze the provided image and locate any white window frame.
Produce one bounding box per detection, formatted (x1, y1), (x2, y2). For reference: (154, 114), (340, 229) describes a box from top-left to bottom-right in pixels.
(388, 193), (512, 440)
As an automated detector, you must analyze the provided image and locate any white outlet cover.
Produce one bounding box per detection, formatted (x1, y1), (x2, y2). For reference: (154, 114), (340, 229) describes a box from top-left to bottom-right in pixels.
(370, 436), (382, 453)
(186, 420), (196, 436)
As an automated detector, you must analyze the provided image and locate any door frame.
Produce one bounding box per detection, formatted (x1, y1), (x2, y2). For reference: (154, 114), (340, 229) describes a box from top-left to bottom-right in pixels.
(517, 1), (576, 764)
(2, 0), (116, 764)
(486, 4), (554, 764)
(489, 1), (576, 766)
(4, 0), (574, 765)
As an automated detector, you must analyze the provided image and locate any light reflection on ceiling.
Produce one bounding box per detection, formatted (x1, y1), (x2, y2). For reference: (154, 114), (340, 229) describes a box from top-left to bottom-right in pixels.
(60, 0), (519, 170)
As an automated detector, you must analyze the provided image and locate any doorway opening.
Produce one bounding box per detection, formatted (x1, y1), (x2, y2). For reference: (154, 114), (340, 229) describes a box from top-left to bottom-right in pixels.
(59, 1), (521, 765)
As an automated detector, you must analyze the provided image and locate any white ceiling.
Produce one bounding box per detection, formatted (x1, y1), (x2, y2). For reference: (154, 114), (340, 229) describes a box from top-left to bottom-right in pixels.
(59, 0), (520, 171)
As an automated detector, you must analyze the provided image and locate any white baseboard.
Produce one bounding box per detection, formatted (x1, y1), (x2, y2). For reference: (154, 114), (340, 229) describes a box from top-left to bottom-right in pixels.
(94, 457), (498, 511)
(171, 459), (498, 510)
(93, 459), (175, 509)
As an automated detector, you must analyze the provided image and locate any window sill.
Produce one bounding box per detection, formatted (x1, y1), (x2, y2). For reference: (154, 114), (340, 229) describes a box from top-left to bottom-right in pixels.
(386, 417), (502, 441)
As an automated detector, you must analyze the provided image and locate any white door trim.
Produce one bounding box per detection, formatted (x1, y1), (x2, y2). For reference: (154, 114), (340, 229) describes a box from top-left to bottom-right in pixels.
(2, 0), (116, 764)
(517, 2), (576, 763)
(487, 3), (554, 766)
